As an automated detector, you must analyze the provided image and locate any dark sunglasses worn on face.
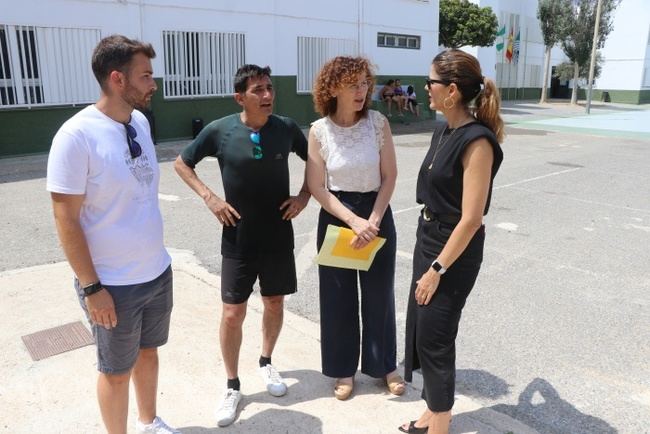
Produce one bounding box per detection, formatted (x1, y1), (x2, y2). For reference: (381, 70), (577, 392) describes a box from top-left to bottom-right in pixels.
(124, 123), (142, 159)
(250, 131), (262, 159)
(425, 78), (451, 89)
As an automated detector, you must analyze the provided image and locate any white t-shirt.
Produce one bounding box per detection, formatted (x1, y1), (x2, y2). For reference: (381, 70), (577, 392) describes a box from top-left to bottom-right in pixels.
(311, 110), (386, 192)
(46, 105), (171, 285)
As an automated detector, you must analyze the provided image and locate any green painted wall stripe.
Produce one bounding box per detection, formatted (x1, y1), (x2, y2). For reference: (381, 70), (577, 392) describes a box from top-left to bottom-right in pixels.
(0, 74), (644, 158)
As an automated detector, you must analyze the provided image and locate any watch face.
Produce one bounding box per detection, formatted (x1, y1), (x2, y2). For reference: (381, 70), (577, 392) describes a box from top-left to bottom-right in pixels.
(431, 261), (446, 274)
(83, 282), (102, 296)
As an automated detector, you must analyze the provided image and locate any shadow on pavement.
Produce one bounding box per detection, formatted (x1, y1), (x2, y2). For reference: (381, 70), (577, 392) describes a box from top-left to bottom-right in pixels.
(246, 368), (424, 405)
(179, 408), (323, 433)
(489, 378), (616, 434)
(456, 369), (511, 400)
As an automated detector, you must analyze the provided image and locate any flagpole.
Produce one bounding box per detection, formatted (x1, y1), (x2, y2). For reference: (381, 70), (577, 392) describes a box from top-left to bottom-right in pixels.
(513, 20), (517, 100)
(507, 23), (512, 100)
(496, 18), (505, 95)
(522, 27), (528, 99)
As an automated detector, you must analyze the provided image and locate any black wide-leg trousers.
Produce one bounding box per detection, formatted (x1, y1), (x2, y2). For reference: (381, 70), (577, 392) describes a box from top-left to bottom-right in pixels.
(316, 191), (397, 378)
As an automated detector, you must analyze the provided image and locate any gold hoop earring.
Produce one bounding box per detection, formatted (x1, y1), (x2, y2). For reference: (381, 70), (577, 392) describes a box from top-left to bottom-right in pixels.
(443, 96), (455, 110)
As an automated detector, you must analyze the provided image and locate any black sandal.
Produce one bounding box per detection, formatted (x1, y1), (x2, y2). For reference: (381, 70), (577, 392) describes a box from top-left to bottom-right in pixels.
(398, 420), (427, 433)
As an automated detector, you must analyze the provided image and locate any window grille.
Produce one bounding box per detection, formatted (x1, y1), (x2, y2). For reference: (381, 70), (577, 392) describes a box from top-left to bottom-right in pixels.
(0, 24), (100, 108)
(297, 36), (357, 93)
(377, 32), (420, 50)
(162, 30), (246, 98)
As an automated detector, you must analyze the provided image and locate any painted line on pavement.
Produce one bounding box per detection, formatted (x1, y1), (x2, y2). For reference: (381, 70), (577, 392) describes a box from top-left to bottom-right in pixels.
(393, 205), (422, 215)
(494, 167), (581, 190)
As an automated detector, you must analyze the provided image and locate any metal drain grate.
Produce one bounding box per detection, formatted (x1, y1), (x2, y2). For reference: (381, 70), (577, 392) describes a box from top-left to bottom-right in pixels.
(21, 321), (94, 361)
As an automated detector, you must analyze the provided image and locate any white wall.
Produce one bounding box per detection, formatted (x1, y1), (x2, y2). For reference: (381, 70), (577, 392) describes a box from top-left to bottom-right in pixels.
(596, 0), (650, 90)
(3, 0), (439, 79)
(362, 0), (438, 76)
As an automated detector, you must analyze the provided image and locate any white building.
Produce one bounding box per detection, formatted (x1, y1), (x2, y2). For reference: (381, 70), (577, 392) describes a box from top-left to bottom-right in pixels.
(0, 0), (439, 156)
(467, 0), (650, 104)
(596, 0), (650, 104)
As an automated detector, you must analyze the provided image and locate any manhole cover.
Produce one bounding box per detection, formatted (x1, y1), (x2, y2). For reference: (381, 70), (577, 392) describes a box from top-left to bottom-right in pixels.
(22, 321), (94, 361)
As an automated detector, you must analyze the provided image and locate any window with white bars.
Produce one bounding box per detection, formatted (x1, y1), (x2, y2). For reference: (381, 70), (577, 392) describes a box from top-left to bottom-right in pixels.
(297, 36), (357, 93)
(162, 30), (246, 98)
(0, 25), (100, 108)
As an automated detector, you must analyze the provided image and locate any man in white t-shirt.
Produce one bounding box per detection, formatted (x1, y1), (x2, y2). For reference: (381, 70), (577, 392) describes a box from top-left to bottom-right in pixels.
(47, 35), (179, 434)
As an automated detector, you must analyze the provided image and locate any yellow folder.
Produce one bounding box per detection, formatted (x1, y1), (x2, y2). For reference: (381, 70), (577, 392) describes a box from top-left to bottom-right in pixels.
(316, 225), (386, 271)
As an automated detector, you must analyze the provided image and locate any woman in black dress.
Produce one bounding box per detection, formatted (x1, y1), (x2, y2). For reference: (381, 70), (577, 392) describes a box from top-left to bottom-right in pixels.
(399, 50), (504, 434)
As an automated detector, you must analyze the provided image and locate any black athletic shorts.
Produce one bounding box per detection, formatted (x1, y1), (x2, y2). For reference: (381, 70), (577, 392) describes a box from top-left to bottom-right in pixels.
(221, 252), (297, 304)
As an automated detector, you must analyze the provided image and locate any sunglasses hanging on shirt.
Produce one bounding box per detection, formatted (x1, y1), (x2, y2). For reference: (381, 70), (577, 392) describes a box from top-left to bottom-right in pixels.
(249, 131), (262, 159)
(124, 122), (142, 159)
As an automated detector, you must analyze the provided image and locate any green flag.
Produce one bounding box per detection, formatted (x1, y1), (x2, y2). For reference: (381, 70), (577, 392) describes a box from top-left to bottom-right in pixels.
(497, 24), (506, 52)
(496, 25), (506, 51)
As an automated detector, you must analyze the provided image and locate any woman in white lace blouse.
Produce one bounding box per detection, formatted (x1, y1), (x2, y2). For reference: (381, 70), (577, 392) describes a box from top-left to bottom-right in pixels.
(306, 56), (403, 401)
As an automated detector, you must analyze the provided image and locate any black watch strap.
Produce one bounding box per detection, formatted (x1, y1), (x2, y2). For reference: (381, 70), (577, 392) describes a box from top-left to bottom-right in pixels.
(82, 281), (104, 297)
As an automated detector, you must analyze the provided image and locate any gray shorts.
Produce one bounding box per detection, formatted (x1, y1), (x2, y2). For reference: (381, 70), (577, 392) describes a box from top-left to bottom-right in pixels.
(75, 266), (173, 374)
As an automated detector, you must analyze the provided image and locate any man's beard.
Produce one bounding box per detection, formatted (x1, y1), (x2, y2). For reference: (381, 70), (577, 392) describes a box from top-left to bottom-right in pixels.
(123, 82), (151, 111)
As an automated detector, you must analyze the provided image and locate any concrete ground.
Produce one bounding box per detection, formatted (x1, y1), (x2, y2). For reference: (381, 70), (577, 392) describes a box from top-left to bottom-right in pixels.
(0, 252), (538, 434)
(1, 100), (649, 433)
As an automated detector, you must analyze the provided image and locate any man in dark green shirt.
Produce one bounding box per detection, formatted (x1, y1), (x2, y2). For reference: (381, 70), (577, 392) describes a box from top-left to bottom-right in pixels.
(174, 65), (309, 427)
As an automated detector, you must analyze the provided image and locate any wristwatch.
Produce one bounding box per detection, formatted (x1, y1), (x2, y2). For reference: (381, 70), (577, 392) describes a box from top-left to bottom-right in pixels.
(82, 281), (104, 297)
(431, 260), (447, 275)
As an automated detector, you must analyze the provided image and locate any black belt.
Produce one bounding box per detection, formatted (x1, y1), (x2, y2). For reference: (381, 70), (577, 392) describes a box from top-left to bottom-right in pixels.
(421, 207), (461, 225)
(330, 190), (377, 199)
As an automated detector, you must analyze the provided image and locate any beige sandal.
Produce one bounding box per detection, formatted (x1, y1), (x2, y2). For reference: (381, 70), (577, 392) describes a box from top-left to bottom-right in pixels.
(334, 377), (354, 400)
(386, 372), (406, 396)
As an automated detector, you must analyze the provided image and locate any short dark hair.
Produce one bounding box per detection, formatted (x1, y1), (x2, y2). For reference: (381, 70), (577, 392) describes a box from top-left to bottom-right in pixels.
(91, 35), (156, 90)
(234, 64), (272, 93)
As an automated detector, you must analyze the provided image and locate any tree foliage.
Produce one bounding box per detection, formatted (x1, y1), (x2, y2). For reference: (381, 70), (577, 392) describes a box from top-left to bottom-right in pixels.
(537, 0), (573, 48)
(553, 53), (603, 82)
(537, 0), (573, 103)
(561, 0), (619, 103)
(439, 0), (498, 48)
(562, 0), (619, 68)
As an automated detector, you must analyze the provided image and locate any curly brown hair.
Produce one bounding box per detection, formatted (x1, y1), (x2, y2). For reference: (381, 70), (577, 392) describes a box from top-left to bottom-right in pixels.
(312, 56), (375, 117)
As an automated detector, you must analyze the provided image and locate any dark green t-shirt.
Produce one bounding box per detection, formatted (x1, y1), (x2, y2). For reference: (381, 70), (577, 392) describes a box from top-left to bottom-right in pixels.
(180, 113), (308, 258)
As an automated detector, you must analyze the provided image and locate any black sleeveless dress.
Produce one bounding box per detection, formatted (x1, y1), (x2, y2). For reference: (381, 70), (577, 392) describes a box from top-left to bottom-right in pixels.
(403, 121), (503, 412)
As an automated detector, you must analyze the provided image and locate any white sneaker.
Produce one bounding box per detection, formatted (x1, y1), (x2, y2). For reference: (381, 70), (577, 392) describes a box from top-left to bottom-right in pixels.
(135, 416), (180, 434)
(259, 364), (288, 397)
(215, 388), (242, 427)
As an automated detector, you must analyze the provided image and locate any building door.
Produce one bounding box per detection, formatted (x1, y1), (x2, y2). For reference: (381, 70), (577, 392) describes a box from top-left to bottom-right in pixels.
(550, 66), (570, 99)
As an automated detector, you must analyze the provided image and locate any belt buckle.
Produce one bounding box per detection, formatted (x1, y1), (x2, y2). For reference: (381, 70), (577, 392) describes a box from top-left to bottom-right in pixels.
(422, 207), (432, 222)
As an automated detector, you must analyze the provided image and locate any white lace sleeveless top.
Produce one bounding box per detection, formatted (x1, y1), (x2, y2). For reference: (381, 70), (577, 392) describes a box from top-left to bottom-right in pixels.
(311, 110), (386, 192)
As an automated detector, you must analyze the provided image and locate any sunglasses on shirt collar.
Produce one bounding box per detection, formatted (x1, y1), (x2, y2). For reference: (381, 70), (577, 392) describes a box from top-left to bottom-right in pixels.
(124, 123), (142, 159)
(249, 131), (262, 159)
